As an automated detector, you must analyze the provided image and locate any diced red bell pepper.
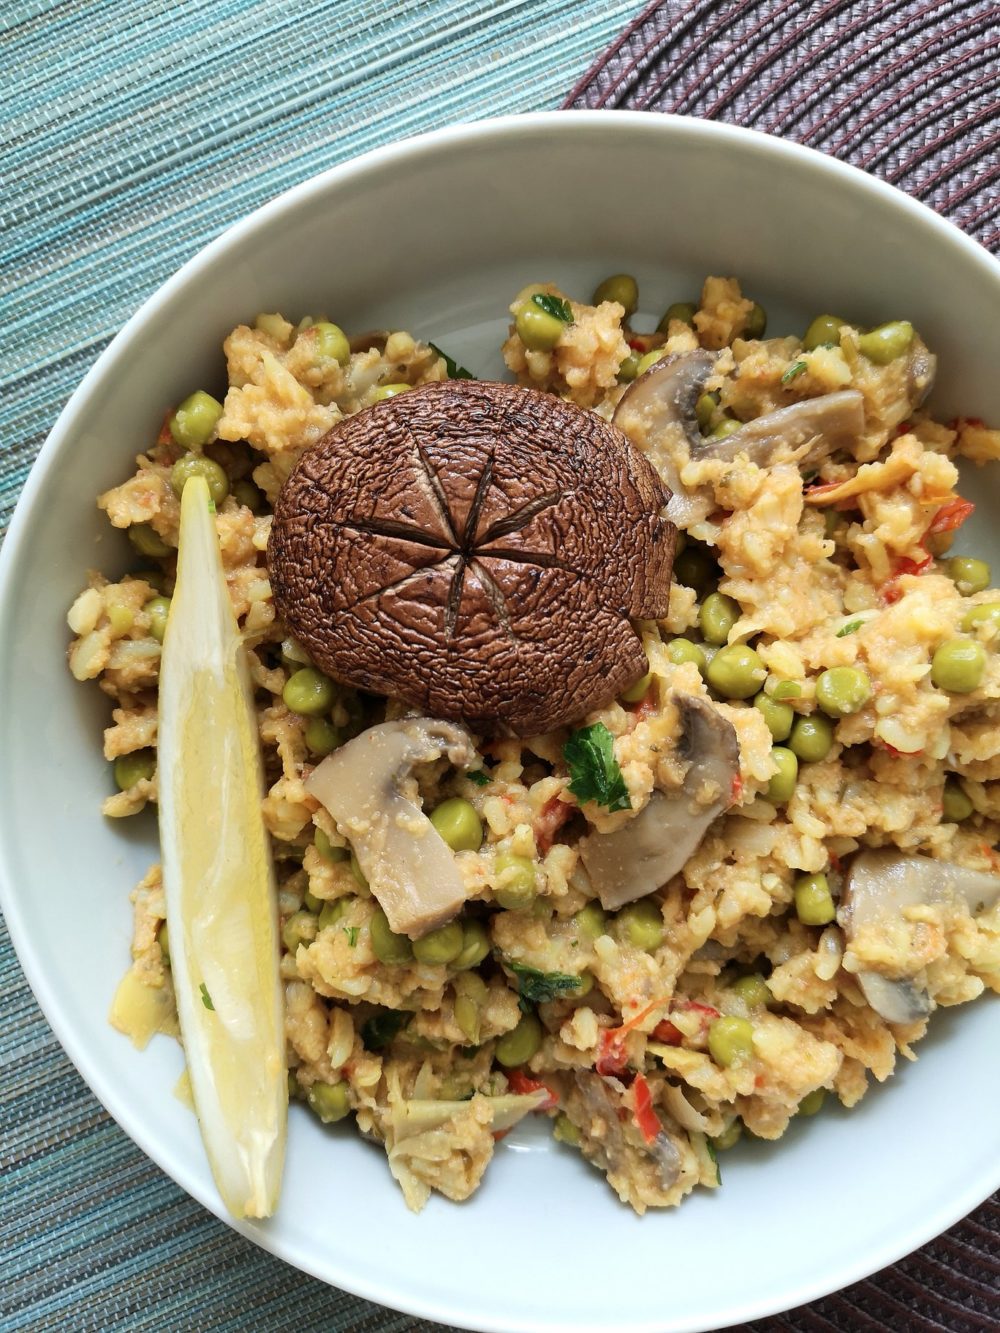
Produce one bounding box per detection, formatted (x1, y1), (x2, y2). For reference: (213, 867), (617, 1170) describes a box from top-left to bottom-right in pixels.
(505, 1070), (558, 1111)
(631, 1073), (661, 1145)
(925, 496), (974, 538)
(535, 794), (572, 854)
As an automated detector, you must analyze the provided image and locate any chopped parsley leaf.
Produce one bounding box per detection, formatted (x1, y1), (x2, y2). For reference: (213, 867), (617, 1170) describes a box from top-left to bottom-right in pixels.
(428, 341), (475, 380)
(199, 983), (215, 1011)
(531, 293), (573, 324)
(343, 925), (359, 947)
(361, 1010), (410, 1050)
(836, 619), (863, 638)
(563, 722), (632, 813)
(781, 360), (807, 383)
(508, 960), (584, 1011)
(466, 768), (491, 787)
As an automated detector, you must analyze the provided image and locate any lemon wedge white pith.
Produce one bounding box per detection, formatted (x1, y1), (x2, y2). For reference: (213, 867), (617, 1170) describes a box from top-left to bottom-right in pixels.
(158, 476), (286, 1219)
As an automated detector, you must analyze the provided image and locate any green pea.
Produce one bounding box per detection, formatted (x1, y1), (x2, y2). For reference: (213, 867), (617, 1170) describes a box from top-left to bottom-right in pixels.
(318, 899), (349, 931)
(304, 716), (342, 757)
(794, 873), (836, 926)
(770, 680), (803, 700)
(307, 1080), (351, 1123)
(170, 453), (230, 505)
(128, 523), (171, 558)
(744, 302), (767, 338)
(635, 349), (668, 377)
(312, 321), (350, 366)
(705, 643), (766, 700)
(657, 300), (697, 332)
(616, 898), (664, 952)
(372, 383), (410, 401)
(232, 478), (264, 513)
(712, 1120), (743, 1151)
(708, 1016), (755, 1067)
(942, 779), (974, 822)
(621, 671), (653, 704)
(370, 907), (414, 965)
(113, 749), (156, 790)
(931, 638), (986, 693)
(454, 992), (482, 1043)
(699, 592), (740, 645)
(573, 901), (607, 940)
(453, 919), (491, 970)
(798, 1089), (826, 1117)
(674, 545), (719, 595)
(767, 747), (798, 803)
(553, 1113), (581, 1146)
(592, 273), (638, 317)
(695, 391), (719, 431)
(144, 595), (171, 643)
(495, 1013), (543, 1067)
(493, 850), (538, 910)
(314, 828), (349, 863)
(802, 314), (845, 351)
(349, 851), (369, 889)
(282, 909), (317, 952)
(857, 320), (914, 364)
(412, 920), (465, 966)
(515, 303), (565, 351)
(788, 714), (835, 763)
(666, 638), (707, 671)
(283, 667), (336, 716)
(753, 691), (793, 741)
(815, 666), (871, 718)
(169, 390), (224, 449)
(430, 798), (484, 852)
(710, 417), (741, 441)
(729, 973), (773, 1009)
(617, 352), (642, 382)
(946, 556), (991, 596)
(158, 921), (170, 965)
(961, 602), (1000, 633)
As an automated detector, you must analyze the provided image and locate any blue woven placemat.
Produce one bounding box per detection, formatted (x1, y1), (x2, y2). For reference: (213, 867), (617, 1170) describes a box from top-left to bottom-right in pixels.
(0, 5), (637, 1329)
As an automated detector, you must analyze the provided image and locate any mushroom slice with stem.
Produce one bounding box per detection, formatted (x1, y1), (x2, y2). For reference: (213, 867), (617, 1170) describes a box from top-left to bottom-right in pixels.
(568, 1072), (683, 1195)
(840, 850), (1000, 1023)
(579, 695), (739, 910)
(613, 351), (866, 528)
(306, 718), (475, 939)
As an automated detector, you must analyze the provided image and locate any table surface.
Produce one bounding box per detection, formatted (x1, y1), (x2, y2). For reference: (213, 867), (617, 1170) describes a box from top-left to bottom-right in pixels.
(3, 2), (999, 1330)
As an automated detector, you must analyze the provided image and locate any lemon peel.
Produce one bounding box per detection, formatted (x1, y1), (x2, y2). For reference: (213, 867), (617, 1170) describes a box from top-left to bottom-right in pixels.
(158, 475), (286, 1219)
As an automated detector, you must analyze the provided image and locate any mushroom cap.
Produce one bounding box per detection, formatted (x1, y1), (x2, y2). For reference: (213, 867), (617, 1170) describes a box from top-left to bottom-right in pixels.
(268, 380), (676, 736)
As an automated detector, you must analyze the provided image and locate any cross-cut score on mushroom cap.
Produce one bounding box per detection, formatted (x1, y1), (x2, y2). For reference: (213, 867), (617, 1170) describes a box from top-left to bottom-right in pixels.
(267, 379), (677, 736)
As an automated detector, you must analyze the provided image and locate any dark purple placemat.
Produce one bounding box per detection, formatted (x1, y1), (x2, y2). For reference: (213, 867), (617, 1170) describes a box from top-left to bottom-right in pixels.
(568, 4), (1000, 1327)
(566, 0), (1000, 253)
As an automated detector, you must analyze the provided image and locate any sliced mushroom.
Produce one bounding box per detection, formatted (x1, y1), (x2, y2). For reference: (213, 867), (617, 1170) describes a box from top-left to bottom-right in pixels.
(579, 694), (739, 910)
(840, 849), (1000, 1023)
(306, 718), (475, 939)
(905, 336), (937, 409)
(570, 1071), (681, 1191)
(613, 351), (866, 527)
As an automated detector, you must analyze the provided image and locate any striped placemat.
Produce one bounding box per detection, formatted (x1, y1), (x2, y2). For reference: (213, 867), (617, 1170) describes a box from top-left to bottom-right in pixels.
(566, 6), (1000, 1328)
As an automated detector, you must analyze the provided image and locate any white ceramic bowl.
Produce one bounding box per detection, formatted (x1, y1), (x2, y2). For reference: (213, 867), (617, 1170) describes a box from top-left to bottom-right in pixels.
(2, 112), (999, 1332)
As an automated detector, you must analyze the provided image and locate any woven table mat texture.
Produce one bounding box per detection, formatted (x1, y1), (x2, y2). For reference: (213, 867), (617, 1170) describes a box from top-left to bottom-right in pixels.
(566, 0), (1000, 253)
(3, 1), (1000, 1330)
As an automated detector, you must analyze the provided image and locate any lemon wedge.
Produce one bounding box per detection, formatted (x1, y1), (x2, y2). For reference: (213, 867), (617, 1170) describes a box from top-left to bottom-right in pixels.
(158, 475), (286, 1219)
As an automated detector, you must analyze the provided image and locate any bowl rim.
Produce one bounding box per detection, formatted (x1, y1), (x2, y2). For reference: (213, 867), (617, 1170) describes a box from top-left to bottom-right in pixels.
(2, 109), (1000, 1332)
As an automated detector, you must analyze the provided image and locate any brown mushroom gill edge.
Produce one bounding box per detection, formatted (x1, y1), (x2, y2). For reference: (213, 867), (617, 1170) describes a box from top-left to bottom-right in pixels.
(267, 379), (676, 738)
(613, 351), (869, 528)
(840, 850), (1000, 1023)
(306, 718), (475, 938)
(579, 694), (740, 911)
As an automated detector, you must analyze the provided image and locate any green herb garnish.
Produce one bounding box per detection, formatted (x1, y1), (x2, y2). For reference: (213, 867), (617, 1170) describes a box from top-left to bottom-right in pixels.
(531, 293), (573, 324)
(705, 1136), (721, 1184)
(466, 768), (491, 787)
(343, 925), (359, 947)
(781, 360), (807, 383)
(508, 960), (584, 1011)
(428, 342), (475, 380)
(564, 722), (632, 813)
(361, 1009), (410, 1051)
(199, 982), (215, 1011)
(836, 619), (863, 638)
